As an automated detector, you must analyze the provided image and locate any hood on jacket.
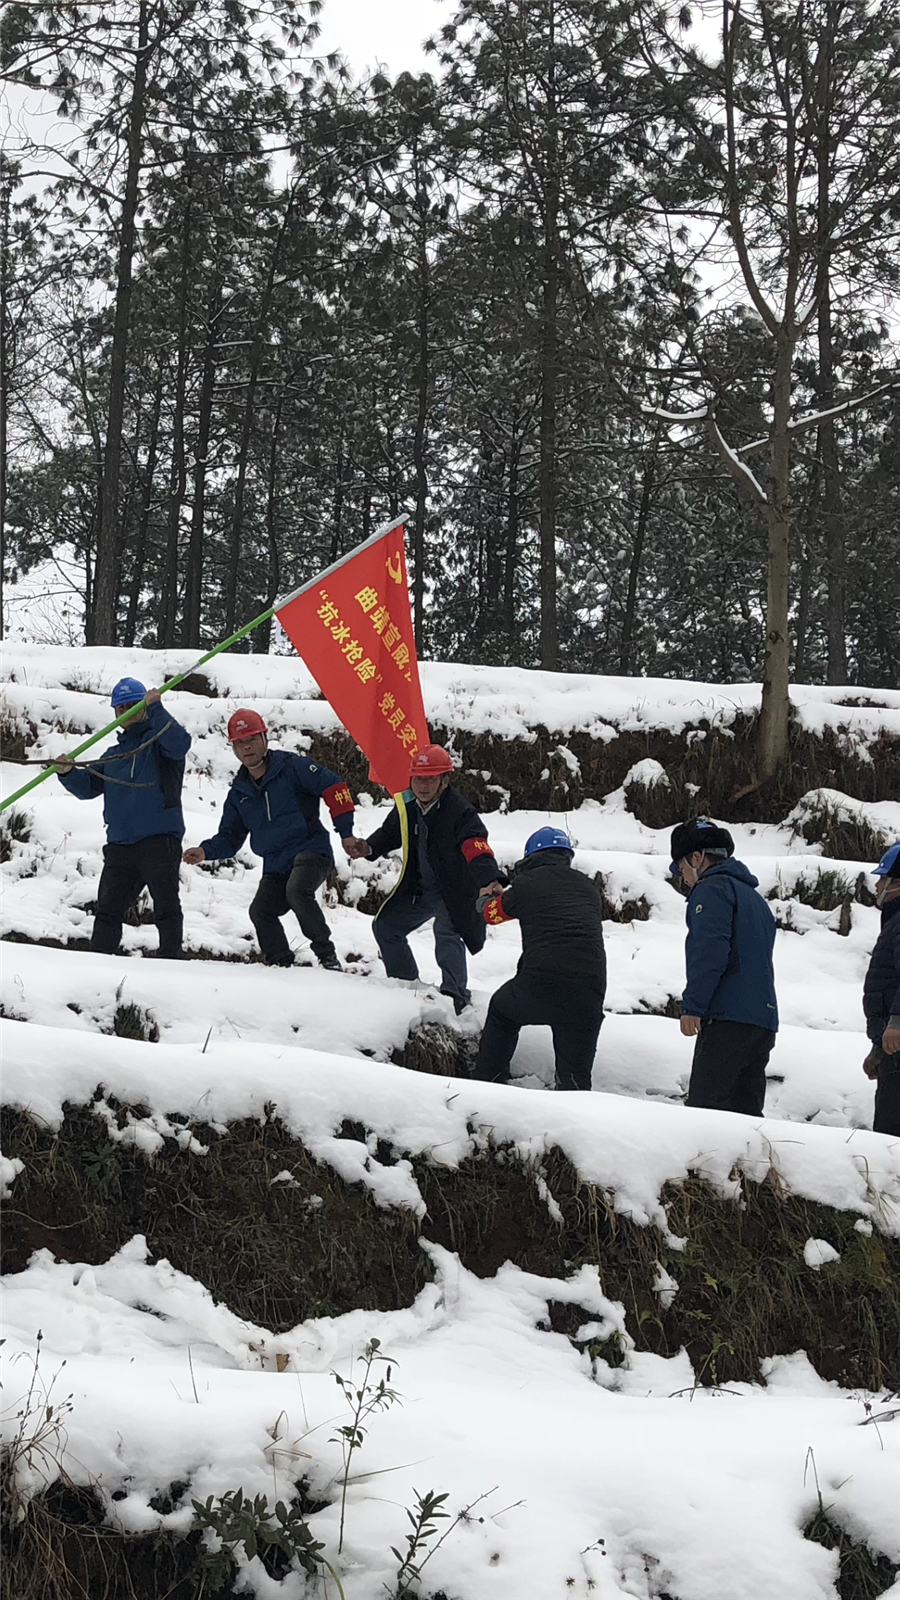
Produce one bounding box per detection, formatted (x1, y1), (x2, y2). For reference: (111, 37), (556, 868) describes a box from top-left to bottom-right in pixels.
(513, 848), (573, 877)
(881, 894), (900, 930)
(695, 857), (760, 891)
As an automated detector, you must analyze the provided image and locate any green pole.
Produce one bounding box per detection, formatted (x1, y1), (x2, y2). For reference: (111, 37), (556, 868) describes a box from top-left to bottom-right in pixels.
(0, 602), (278, 817)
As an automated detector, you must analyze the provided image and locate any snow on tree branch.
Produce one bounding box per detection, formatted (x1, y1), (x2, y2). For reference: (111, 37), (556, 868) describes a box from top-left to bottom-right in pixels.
(640, 400), (767, 508)
(737, 375), (900, 457)
(706, 417), (767, 507)
(640, 402), (709, 423)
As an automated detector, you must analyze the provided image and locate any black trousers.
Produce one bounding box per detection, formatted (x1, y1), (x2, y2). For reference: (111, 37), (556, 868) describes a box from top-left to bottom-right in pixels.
(686, 1018), (776, 1116)
(475, 972), (605, 1092)
(874, 1052), (900, 1137)
(249, 850), (335, 964)
(93, 834), (183, 958)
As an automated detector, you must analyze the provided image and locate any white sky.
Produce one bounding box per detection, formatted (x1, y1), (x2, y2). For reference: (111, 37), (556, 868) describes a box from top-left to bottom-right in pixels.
(1, 0), (444, 201)
(315, 0), (442, 78)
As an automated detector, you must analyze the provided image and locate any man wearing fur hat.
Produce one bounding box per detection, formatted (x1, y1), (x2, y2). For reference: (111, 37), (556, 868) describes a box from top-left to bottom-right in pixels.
(862, 842), (900, 1136)
(670, 819), (778, 1117)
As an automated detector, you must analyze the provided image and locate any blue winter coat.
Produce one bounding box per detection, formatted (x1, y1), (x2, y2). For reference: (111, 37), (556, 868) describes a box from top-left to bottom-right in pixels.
(863, 899), (900, 1045)
(682, 858), (778, 1031)
(200, 749), (355, 875)
(57, 701), (191, 844)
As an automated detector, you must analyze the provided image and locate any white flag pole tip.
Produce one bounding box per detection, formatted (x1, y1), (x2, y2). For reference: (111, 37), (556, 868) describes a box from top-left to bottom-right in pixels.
(274, 511), (414, 613)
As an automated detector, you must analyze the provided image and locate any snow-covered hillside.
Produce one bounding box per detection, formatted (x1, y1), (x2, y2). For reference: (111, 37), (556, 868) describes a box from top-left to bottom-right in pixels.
(2, 646), (899, 1600)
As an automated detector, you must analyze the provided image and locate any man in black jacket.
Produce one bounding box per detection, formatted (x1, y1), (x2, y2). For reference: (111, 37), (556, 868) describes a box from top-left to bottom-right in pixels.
(474, 827), (606, 1091)
(862, 841), (900, 1136)
(347, 744), (504, 1013)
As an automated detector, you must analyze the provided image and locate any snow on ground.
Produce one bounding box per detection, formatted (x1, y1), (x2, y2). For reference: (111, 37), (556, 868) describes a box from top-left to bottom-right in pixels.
(2, 1016), (898, 1229)
(0, 942), (881, 1128)
(4, 1236), (899, 1600)
(2, 645), (900, 1599)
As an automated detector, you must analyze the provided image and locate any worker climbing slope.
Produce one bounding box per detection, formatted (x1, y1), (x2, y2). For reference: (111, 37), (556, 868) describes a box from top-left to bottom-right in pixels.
(347, 744), (505, 1014)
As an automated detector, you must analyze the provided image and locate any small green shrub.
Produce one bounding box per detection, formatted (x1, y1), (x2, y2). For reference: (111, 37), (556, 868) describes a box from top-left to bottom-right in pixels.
(804, 1510), (899, 1600)
(0, 806), (32, 861)
(772, 868), (854, 911)
(192, 1488), (328, 1591)
(112, 999), (159, 1042)
(794, 801), (888, 863)
(594, 873), (652, 922)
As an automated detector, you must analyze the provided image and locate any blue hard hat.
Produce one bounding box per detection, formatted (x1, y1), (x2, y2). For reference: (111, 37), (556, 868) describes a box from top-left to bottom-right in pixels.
(110, 677), (147, 708)
(524, 826), (575, 857)
(872, 841), (900, 878)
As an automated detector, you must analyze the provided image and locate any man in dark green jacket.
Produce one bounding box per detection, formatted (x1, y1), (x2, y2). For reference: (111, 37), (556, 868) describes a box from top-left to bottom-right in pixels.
(348, 744), (504, 1013)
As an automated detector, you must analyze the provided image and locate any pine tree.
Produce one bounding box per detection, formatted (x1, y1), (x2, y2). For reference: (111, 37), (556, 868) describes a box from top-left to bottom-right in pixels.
(633, 0), (900, 782)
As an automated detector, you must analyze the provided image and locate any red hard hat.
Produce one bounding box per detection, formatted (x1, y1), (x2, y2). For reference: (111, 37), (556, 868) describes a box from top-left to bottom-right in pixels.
(410, 743), (454, 777)
(227, 709), (268, 741)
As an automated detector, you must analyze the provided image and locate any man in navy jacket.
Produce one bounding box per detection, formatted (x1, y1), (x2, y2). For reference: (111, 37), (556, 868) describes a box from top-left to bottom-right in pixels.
(56, 677), (191, 959)
(183, 708), (358, 970)
(862, 841), (900, 1136)
(670, 819), (778, 1116)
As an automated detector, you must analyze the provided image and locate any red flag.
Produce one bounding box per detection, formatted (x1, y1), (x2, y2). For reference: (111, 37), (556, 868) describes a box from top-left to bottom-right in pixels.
(275, 515), (430, 796)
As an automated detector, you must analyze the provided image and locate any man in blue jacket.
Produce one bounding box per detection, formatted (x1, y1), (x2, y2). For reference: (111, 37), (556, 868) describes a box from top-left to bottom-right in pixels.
(862, 841), (900, 1136)
(183, 708), (358, 971)
(670, 819), (778, 1116)
(55, 677), (191, 959)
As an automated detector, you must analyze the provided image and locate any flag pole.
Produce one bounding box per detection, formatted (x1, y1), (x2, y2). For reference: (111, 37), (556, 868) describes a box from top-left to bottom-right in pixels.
(0, 602), (278, 816)
(0, 510), (415, 819)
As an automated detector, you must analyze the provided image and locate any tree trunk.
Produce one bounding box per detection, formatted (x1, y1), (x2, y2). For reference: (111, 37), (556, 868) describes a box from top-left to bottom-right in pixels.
(619, 433), (659, 675)
(161, 156), (193, 647)
(538, 12), (560, 671)
(71, 331), (105, 645)
(92, 0), (151, 646)
(124, 364), (163, 645)
(504, 426), (520, 658)
(794, 536), (812, 683)
(756, 331), (794, 783)
(538, 197), (560, 670)
(383, 415), (399, 518)
(819, 390), (847, 685)
(330, 429), (344, 565)
(412, 179), (429, 649)
(223, 192), (295, 634)
(182, 279), (220, 648)
(254, 394), (284, 655)
(0, 169), (9, 642)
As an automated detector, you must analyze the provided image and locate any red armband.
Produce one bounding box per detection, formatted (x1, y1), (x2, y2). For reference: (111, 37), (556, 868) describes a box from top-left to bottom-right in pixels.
(482, 894), (513, 925)
(323, 781), (354, 818)
(462, 836), (495, 864)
